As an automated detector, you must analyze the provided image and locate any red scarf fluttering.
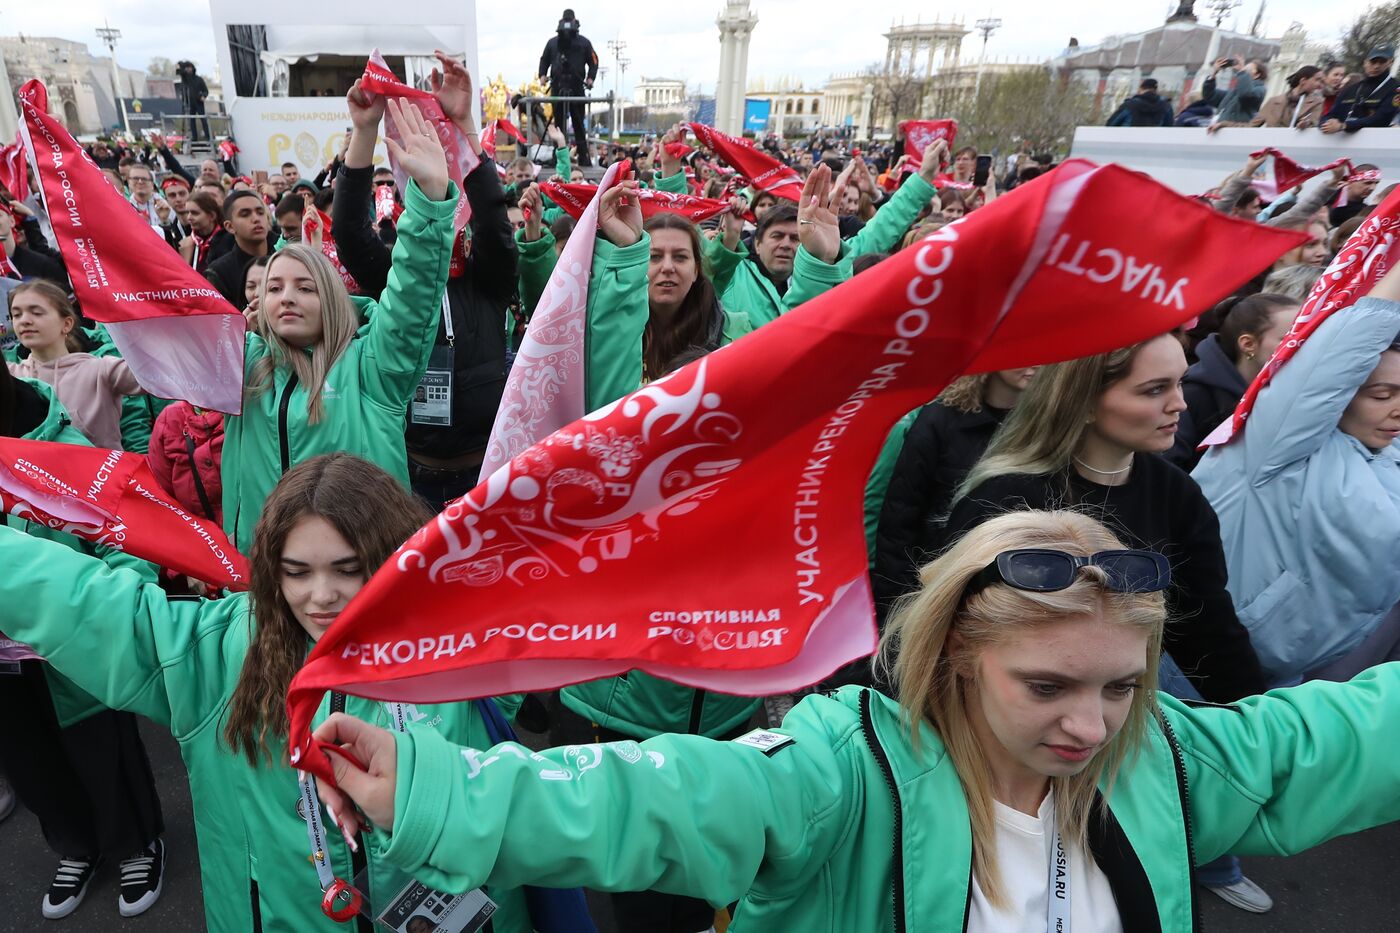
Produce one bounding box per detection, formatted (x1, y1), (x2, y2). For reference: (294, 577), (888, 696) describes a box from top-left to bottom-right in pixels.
(1250, 147), (1350, 196)
(217, 139), (238, 164)
(540, 177), (738, 224)
(17, 80), (246, 414)
(286, 158), (1306, 783)
(361, 50), (479, 229)
(0, 135), (24, 198)
(687, 123), (802, 201)
(0, 437), (250, 589)
(900, 119), (958, 172)
(301, 208), (360, 294)
(1203, 185), (1400, 448)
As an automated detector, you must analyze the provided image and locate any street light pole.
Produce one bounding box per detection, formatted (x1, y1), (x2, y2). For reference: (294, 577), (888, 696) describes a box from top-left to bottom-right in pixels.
(95, 20), (131, 136)
(607, 38), (627, 140)
(973, 17), (1002, 103)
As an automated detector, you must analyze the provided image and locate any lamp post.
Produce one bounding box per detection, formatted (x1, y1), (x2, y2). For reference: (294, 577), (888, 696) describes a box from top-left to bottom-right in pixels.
(973, 17), (1002, 103)
(95, 20), (131, 136)
(607, 38), (627, 140)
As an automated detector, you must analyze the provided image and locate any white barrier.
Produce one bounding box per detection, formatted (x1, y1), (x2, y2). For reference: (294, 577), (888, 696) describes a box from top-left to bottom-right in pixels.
(1070, 126), (1400, 196)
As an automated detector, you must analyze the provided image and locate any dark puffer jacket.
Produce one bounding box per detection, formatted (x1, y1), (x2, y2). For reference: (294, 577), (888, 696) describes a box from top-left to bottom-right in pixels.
(871, 401), (1008, 622)
(1166, 333), (1246, 471)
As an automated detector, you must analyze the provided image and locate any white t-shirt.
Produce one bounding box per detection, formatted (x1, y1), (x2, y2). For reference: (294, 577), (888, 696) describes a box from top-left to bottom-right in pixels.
(967, 795), (1123, 933)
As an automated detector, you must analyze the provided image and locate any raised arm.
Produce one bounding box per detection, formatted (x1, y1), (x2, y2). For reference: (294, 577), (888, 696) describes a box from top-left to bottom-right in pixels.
(358, 100), (456, 403)
(0, 524), (242, 737)
(1228, 295), (1400, 480)
(1169, 664), (1400, 865)
(584, 179), (649, 409)
(842, 138), (942, 259)
(331, 78), (393, 299)
(1266, 164), (1345, 228)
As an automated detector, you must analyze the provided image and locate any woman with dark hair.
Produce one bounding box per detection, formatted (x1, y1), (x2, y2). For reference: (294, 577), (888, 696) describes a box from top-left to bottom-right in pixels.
(0, 453), (529, 933)
(1168, 293), (1300, 469)
(0, 365), (166, 921)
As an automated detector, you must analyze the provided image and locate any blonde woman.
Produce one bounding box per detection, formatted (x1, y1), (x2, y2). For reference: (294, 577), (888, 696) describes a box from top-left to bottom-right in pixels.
(221, 98), (455, 550)
(312, 509), (1400, 931)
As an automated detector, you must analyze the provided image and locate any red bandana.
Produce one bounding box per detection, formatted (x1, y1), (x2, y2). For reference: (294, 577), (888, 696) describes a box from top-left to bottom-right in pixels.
(1249, 147), (1350, 196)
(361, 50), (479, 230)
(301, 208), (360, 294)
(0, 437), (250, 589)
(0, 135), (24, 199)
(285, 159), (1306, 783)
(541, 177), (739, 224)
(899, 119), (958, 171)
(17, 80), (246, 414)
(687, 123), (802, 201)
(1203, 184), (1400, 448)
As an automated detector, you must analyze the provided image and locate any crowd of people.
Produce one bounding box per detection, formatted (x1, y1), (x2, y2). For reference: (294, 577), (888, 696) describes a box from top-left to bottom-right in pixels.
(1109, 44), (1399, 130)
(1, 24), (1400, 933)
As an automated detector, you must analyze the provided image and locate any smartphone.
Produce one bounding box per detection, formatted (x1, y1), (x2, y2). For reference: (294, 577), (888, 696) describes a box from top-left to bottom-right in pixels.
(974, 155), (992, 188)
(252, 169), (269, 186)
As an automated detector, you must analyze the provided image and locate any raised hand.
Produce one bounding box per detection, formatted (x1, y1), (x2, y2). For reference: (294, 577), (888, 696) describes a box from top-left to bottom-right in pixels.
(519, 184), (544, 241)
(546, 124), (567, 149)
(597, 176), (643, 247)
(345, 78), (385, 134)
(721, 194), (746, 250)
(660, 123), (687, 178)
(798, 163), (845, 264)
(385, 98), (450, 202)
(430, 51), (474, 124)
(919, 139), (950, 183)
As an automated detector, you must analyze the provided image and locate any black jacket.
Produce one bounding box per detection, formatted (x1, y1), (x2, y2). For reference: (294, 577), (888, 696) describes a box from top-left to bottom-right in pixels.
(1107, 92), (1173, 127)
(10, 216), (69, 289)
(943, 455), (1267, 703)
(332, 159), (517, 460)
(177, 72), (208, 113)
(204, 242), (263, 307)
(1323, 72), (1400, 131)
(538, 33), (599, 92)
(872, 401), (1007, 621)
(1166, 334), (1245, 471)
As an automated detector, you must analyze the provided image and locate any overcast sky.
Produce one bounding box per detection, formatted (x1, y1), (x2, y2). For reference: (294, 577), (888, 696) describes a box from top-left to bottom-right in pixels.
(2, 1), (1381, 97)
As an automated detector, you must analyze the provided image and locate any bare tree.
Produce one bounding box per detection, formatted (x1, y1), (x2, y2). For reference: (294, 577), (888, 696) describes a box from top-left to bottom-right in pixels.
(939, 68), (1095, 157)
(865, 64), (928, 134)
(147, 57), (175, 78)
(1333, 2), (1400, 69)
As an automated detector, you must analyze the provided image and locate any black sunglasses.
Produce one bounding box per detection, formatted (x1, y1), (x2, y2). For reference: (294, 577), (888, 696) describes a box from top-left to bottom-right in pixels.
(965, 548), (1170, 599)
(373, 179), (396, 188)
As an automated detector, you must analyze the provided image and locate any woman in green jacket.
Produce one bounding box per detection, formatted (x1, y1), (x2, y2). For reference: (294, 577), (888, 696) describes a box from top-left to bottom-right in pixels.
(222, 98), (456, 552)
(317, 508), (1400, 932)
(0, 453), (528, 933)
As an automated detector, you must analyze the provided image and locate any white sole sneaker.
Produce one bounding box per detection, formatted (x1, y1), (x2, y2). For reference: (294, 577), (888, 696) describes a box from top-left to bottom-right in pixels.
(118, 871), (163, 918)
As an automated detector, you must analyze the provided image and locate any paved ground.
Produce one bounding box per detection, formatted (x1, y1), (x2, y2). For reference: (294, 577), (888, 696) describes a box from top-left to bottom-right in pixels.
(1, 717), (1397, 931)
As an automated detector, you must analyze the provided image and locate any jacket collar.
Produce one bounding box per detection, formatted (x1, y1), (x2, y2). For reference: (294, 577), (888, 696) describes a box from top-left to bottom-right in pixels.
(846, 687), (1198, 933)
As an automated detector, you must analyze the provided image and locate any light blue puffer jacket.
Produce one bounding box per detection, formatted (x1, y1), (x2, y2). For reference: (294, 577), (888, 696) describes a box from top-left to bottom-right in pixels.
(1192, 297), (1400, 682)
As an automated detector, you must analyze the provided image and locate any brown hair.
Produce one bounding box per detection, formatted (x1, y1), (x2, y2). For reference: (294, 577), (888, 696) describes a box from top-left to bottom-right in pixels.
(642, 212), (721, 379)
(10, 280), (82, 353)
(223, 453), (432, 764)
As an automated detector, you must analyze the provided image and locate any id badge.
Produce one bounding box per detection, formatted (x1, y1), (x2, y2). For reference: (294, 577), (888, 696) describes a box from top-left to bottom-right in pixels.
(340, 865), (496, 933)
(411, 344), (454, 427)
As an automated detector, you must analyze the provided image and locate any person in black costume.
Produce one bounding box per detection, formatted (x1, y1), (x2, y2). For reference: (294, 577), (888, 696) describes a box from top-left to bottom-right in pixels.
(538, 9), (599, 167)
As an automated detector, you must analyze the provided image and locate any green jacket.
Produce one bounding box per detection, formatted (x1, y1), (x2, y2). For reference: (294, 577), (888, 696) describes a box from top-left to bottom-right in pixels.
(379, 673), (1400, 932)
(515, 227), (557, 317)
(3, 378), (159, 726)
(561, 232), (845, 739)
(702, 173), (936, 329)
(0, 523), (528, 933)
(221, 178), (457, 551)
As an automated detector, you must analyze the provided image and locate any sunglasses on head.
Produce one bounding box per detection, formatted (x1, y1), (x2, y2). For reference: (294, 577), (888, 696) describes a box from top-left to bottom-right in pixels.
(964, 548), (1170, 599)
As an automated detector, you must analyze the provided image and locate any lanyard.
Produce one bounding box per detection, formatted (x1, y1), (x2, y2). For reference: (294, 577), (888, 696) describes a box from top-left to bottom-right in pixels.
(1047, 822), (1071, 932)
(299, 700), (413, 921)
(442, 293), (454, 346)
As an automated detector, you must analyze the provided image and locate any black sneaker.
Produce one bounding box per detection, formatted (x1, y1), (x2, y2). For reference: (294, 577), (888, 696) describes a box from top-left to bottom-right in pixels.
(118, 839), (165, 918)
(42, 857), (99, 920)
